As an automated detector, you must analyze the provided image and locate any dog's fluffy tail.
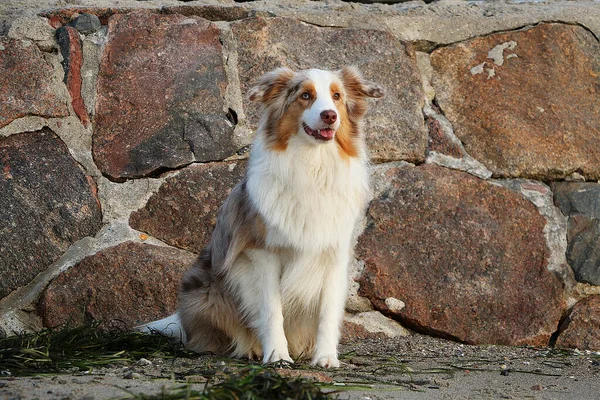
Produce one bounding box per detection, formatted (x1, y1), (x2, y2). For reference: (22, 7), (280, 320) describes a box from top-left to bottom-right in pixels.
(135, 313), (187, 344)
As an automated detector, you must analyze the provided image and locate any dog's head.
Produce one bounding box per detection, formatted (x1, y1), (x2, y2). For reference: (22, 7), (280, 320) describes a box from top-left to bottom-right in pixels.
(248, 67), (384, 154)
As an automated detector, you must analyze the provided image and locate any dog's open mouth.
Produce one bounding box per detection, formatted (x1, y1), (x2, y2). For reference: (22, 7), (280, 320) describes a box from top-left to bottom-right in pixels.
(303, 123), (335, 141)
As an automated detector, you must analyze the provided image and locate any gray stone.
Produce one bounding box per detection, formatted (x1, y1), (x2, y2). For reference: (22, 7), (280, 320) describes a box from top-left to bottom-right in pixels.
(567, 216), (600, 286)
(553, 182), (600, 219)
(69, 13), (101, 34)
(0, 128), (102, 299)
(552, 182), (600, 285)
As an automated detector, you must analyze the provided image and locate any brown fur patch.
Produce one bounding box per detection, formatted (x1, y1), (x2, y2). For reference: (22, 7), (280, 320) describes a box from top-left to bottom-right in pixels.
(331, 81), (359, 159)
(266, 80), (316, 152)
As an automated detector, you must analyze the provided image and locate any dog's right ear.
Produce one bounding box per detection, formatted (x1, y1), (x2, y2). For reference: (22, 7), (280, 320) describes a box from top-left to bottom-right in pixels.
(248, 67), (295, 103)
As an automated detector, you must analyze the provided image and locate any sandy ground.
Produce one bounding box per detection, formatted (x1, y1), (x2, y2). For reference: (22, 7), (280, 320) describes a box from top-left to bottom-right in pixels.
(2, 334), (600, 400)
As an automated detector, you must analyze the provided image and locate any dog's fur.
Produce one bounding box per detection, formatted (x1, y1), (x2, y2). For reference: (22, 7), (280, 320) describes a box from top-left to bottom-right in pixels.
(143, 67), (383, 368)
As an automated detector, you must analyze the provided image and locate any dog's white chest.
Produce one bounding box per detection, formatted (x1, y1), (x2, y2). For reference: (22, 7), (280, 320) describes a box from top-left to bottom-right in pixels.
(247, 137), (369, 251)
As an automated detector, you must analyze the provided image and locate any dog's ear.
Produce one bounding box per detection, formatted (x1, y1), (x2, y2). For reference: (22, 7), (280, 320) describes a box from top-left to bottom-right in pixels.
(248, 67), (295, 103)
(339, 66), (384, 99)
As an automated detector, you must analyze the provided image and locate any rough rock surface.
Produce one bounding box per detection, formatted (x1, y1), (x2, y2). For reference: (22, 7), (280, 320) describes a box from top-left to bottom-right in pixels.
(430, 23), (600, 180)
(553, 182), (600, 285)
(342, 311), (410, 343)
(0, 129), (102, 299)
(130, 161), (246, 252)
(56, 25), (90, 127)
(556, 295), (600, 351)
(43, 8), (138, 27)
(553, 182), (600, 219)
(357, 164), (565, 346)
(68, 13), (102, 34)
(93, 12), (238, 180)
(0, 37), (68, 129)
(231, 16), (426, 164)
(566, 216), (600, 286)
(38, 241), (196, 328)
(162, 5), (250, 21)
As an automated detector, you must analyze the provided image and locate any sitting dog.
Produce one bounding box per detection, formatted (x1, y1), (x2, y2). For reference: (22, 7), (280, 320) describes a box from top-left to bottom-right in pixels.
(143, 67), (383, 368)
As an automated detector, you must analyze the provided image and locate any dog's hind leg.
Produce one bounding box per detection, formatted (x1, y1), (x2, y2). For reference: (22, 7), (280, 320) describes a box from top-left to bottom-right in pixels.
(228, 248), (292, 364)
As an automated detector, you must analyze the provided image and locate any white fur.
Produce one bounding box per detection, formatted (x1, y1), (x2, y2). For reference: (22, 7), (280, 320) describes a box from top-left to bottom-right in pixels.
(302, 69), (342, 132)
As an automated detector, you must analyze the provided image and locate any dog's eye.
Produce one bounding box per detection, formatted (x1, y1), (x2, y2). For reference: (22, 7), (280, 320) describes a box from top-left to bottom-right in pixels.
(301, 92), (311, 100)
(333, 93), (340, 100)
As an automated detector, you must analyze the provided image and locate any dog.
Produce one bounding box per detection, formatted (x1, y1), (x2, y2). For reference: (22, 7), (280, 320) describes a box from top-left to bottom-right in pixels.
(141, 66), (383, 368)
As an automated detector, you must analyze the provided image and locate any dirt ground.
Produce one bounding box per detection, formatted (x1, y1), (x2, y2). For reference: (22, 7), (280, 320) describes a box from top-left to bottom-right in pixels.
(2, 333), (599, 400)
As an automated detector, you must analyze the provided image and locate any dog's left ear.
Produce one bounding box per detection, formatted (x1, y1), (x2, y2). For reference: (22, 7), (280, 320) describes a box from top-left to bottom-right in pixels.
(338, 66), (384, 99)
(248, 67), (295, 103)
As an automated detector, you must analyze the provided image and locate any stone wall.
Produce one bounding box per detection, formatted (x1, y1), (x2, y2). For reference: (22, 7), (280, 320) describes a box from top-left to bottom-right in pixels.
(1, 0), (599, 351)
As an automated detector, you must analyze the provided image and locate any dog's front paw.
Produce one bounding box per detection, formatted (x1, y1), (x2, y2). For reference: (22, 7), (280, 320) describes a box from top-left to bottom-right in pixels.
(263, 349), (293, 365)
(311, 355), (340, 368)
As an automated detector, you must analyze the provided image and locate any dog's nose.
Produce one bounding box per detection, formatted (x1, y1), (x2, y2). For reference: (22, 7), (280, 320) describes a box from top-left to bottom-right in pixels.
(320, 110), (337, 125)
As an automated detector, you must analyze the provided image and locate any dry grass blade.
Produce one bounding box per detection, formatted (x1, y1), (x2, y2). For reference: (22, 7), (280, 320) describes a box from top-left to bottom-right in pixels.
(0, 322), (190, 376)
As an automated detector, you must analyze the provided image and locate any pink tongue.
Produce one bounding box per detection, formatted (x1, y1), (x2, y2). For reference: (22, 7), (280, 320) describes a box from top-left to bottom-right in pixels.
(319, 129), (335, 139)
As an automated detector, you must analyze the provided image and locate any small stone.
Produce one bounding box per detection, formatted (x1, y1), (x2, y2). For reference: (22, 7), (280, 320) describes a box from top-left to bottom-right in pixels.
(56, 25), (90, 127)
(69, 13), (101, 34)
(124, 372), (143, 380)
(137, 358), (152, 366)
(531, 384), (543, 391)
(384, 297), (406, 312)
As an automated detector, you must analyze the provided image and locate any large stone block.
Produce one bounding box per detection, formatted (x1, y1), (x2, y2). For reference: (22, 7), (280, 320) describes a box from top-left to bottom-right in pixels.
(93, 12), (239, 180)
(38, 242), (196, 328)
(0, 38), (68, 129)
(130, 161), (246, 252)
(231, 17), (426, 164)
(556, 295), (600, 351)
(357, 164), (565, 346)
(0, 129), (102, 299)
(430, 23), (600, 180)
